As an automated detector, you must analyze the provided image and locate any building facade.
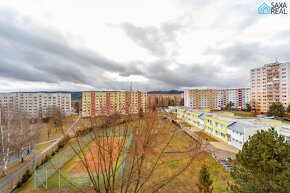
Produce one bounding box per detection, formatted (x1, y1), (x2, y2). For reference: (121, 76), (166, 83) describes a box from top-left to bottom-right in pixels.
(82, 91), (148, 116)
(0, 92), (71, 118)
(176, 108), (290, 150)
(184, 89), (219, 110)
(184, 88), (250, 110)
(250, 62), (290, 113)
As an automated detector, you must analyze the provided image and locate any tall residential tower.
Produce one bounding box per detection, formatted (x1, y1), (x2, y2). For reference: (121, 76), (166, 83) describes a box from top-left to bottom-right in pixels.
(250, 62), (290, 113)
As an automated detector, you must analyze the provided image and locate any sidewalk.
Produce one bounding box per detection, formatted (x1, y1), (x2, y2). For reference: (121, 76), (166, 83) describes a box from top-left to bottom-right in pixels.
(0, 138), (61, 167)
(0, 149), (35, 166)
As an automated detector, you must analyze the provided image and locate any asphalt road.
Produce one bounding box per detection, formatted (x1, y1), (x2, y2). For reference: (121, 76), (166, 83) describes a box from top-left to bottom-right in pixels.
(0, 115), (81, 191)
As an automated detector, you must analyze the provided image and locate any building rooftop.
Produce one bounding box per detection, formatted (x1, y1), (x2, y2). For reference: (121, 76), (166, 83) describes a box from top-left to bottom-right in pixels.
(203, 112), (286, 128)
(227, 122), (252, 133)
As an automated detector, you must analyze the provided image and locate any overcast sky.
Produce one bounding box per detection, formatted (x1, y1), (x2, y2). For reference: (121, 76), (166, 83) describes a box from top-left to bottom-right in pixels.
(0, 0), (290, 92)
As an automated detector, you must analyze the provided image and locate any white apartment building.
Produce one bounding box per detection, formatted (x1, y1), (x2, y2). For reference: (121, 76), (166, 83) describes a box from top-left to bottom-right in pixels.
(226, 88), (250, 109)
(0, 92), (71, 118)
(250, 62), (290, 113)
(184, 88), (250, 110)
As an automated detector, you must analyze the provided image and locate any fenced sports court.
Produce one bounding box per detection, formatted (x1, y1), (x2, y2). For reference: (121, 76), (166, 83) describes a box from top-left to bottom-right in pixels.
(34, 131), (132, 190)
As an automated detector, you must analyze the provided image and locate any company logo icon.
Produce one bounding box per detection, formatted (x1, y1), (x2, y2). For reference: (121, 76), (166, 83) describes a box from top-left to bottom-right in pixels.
(258, 2), (287, 14)
(258, 2), (271, 14)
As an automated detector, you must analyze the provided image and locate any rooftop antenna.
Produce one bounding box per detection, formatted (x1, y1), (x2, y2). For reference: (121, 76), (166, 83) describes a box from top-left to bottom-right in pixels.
(130, 81), (132, 92)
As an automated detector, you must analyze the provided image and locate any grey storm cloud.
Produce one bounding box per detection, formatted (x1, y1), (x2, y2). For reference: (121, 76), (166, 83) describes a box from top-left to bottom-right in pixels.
(139, 60), (235, 88)
(1, 1), (290, 92)
(120, 20), (184, 57)
(0, 8), (127, 86)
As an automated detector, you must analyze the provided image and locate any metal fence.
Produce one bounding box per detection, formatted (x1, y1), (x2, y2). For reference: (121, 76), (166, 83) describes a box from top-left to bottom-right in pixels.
(35, 132), (133, 190)
(34, 133), (92, 190)
(0, 138), (63, 193)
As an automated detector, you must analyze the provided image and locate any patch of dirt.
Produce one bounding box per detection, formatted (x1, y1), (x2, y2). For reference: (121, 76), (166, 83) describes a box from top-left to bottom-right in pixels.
(70, 139), (123, 174)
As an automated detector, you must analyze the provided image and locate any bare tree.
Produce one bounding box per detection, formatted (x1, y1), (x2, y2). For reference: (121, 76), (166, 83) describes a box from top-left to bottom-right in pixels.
(0, 107), (19, 176)
(57, 110), (204, 192)
(50, 106), (67, 132)
(0, 107), (40, 175)
(74, 101), (81, 115)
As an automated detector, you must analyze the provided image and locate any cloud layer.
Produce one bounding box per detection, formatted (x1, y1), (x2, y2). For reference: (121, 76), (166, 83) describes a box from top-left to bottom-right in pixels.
(0, 0), (290, 92)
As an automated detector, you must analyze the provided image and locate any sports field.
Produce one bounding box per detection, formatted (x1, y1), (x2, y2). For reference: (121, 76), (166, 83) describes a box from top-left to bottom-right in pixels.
(17, 117), (233, 193)
(45, 136), (126, 188)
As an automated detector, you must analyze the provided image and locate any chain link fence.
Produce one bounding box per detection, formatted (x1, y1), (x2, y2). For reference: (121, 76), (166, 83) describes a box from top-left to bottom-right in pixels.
(35, 131), (133, 190)
(34, 133), (92, 189)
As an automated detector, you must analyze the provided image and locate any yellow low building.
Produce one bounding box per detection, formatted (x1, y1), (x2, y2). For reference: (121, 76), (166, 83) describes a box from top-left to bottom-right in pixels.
(203, 115), (230, 142)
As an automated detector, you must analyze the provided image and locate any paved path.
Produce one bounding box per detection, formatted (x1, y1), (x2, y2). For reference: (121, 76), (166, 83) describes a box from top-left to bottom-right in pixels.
(0, 138), (61, 167)
(35, 138), (61, 146)
(182, 127), (236, 172)
(0, 149), (36, 167)
(209, 142), (239, 154)
(0, 115), (81, 191)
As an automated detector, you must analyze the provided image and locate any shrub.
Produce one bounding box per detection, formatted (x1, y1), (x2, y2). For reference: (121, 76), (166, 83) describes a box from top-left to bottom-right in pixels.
(41, 155), (51, 165)
(57, 136), (70, 150)
(16, 169), (32, 188)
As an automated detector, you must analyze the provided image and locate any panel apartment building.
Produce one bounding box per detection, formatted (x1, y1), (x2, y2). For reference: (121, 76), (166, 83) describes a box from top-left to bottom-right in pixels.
(250, 62), (290, 113)
(184, 88), (250, 110)
(0, 92), (71, 118)
(82, 91), (148, 116)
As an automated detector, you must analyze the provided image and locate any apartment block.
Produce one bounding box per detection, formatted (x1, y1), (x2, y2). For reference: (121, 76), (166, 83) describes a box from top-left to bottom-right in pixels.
(250, 62), (290, 113)
(0, 92), (71, 118)
(184, 88), (250, 110)
(226, 88), (250, 109)
(82, 91), (148, 116)
(184, 89), (219, 110)
(176, 108), (290, 150)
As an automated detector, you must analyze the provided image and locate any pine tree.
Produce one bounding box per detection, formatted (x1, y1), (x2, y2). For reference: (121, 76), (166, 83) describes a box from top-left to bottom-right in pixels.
(197, 165), (213, 193)
(229, 128), (290, 193)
